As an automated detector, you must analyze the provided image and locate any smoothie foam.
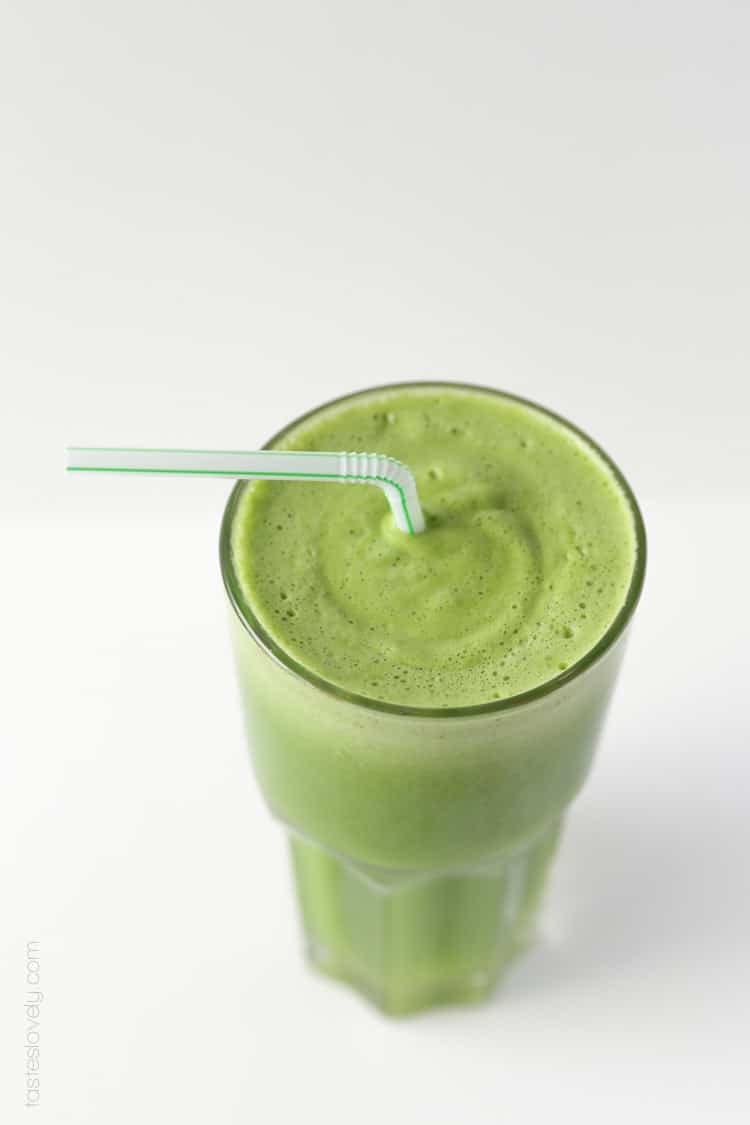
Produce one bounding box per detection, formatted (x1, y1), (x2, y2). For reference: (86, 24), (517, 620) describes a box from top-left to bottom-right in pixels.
(230, 385), (638, 709)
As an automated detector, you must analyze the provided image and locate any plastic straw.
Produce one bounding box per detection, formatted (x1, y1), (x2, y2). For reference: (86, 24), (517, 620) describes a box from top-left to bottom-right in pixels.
(66, 447), (426, 535)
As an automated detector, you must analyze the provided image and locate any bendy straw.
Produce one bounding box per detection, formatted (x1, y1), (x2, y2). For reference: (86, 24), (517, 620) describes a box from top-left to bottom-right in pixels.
(66, 447), (425, 535)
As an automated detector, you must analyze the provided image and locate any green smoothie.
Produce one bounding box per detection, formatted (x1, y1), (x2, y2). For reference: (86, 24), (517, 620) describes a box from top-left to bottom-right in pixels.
(231, 385), (637, 708)
(222, 384), (645, 1014)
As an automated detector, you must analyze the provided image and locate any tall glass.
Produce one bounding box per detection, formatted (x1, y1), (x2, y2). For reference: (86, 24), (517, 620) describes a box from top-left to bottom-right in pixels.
(220, 385), (646, 1015)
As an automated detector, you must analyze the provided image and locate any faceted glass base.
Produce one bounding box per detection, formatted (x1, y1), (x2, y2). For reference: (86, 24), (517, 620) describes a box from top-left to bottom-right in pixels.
(289, 820), (562, 1016)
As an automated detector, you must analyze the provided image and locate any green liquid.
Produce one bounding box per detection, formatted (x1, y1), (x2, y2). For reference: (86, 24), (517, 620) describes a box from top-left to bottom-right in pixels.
(224, 385), (643, 1013)
(231, 385), (637, 707)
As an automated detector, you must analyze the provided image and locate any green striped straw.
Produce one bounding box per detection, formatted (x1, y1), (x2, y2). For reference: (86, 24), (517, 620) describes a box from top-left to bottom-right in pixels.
(66, 447), (426, 535)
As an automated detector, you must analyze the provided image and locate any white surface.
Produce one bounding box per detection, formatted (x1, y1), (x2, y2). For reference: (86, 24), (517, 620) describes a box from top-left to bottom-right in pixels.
(2, 2), (749, 1122)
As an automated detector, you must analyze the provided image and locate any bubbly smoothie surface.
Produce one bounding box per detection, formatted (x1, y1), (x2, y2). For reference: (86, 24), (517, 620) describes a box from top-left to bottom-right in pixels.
(230, 386), (639, 708)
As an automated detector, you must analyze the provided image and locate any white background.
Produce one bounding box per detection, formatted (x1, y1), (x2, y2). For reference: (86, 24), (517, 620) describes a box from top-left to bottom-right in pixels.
(2, 2), (749, 1122)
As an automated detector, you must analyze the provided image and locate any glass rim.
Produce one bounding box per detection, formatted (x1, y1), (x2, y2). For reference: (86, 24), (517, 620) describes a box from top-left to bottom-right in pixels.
(219, 381), (647, 719)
